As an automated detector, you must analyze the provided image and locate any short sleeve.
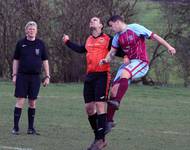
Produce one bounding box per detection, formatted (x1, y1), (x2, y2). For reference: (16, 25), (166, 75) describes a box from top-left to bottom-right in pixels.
(128, 23), (153, 39)
(41, 42), (48, 60)
(111, 34), (120, 49)
(13, 42), (20, 60)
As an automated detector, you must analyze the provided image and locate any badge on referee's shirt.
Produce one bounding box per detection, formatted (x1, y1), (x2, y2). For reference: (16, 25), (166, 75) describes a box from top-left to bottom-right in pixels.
(35, 49), (40, 55)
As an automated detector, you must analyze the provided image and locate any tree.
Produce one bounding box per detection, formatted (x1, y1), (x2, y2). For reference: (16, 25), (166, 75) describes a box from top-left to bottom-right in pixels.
(41, 0), (138, 82)
(0, 0), (23, 78)
(134, 0), (190, 86)
(159, 0), (190, 87)
(0, 0), (54, 79)
(0, 0), (138, 82)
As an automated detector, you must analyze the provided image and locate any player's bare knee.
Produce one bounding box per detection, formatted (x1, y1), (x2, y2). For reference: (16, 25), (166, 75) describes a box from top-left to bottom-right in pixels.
(110, 83), (119, 98)
(120, 69), (131, 79)
(85, 103), (96, 115)
(96, 102), (106, 114)
(86, 108), (96, 115)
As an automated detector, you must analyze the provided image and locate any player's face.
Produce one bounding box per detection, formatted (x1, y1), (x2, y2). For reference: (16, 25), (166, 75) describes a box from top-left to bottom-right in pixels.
(89, 17), (103, 30)
(26, 25), (37, 39)
(108, 21), (121, 33)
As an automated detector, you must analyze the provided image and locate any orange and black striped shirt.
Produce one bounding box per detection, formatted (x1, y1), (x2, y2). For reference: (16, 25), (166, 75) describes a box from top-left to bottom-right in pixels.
(66, 33), (110, 73)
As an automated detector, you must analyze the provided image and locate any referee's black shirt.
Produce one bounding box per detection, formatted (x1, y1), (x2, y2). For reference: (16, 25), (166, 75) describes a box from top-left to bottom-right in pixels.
(13, 37), (48, 74)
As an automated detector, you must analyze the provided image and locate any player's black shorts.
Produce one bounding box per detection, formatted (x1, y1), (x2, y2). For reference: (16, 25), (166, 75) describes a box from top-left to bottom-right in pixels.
(14, 73), (41, 100)
(83, 72), (110, 103)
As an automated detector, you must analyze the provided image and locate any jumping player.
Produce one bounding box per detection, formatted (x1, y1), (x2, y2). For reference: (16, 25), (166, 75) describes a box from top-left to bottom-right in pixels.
(100, 15), (176, 133)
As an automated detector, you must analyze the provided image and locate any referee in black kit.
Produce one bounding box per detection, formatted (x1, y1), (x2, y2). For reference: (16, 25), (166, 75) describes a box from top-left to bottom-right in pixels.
(12, 21), (50, 135)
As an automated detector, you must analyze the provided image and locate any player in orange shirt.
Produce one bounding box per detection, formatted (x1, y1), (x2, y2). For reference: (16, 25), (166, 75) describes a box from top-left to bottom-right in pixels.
(63, 17), (114, 150)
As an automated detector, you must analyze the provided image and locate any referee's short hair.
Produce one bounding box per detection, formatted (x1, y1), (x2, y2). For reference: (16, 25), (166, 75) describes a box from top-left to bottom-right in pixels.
(107, 15), (124, 26)
(25, 21), (37, 30)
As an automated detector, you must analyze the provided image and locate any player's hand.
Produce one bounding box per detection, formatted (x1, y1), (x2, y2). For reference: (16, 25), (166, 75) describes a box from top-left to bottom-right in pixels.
(12, 76), (16, 85)
(123, 55), (130, 64)
(99, 59), (108, 66)
(62, 34), (69, 44)
(168, 46), (176, 55)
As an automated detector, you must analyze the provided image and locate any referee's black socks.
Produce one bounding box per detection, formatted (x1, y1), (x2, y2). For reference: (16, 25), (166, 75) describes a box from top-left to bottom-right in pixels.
(28, 107), (35, 129)
(13, 107), (22, 130)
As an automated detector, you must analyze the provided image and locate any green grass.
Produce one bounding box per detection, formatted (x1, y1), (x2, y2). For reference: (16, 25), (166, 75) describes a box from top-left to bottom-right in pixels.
(0, 82), (190, 150)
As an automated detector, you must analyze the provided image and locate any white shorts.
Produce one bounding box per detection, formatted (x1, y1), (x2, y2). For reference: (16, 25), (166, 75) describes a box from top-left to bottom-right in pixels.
(113, 59), (149, 82)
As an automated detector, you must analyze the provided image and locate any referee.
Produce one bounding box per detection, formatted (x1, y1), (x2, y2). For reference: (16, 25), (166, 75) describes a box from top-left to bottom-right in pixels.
(12, 21), (50, 135)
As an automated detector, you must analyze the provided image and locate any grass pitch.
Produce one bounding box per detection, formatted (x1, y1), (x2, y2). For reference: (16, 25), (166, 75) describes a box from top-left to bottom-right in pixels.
(0, 82), (190, 150)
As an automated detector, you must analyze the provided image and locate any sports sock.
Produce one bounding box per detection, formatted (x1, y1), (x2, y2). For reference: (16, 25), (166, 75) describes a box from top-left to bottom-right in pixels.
(107, 105), (116, 122)
(107, 78), (128, 122)
(96, 113), (106, 140)
(13, 107), (22, 130)
(113, 78), (128, 102)
(88, 113), (98, 138)
(28, 107), (35, 129)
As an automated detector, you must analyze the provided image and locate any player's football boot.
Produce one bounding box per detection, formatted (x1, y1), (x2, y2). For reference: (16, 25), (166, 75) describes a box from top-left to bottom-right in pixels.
(107, 100), (120, 110)
(86, 139), (97, 150)
(90, 139), (107, 150)
(105, 121), (116, 134)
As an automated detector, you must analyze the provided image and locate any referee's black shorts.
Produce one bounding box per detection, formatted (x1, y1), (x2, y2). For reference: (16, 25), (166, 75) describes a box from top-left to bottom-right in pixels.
(14, 73), (41, 100)
(83, 72), (110, 103)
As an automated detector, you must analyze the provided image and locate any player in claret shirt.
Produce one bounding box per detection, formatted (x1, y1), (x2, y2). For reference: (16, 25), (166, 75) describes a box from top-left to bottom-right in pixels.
(100, 15), (176, 134)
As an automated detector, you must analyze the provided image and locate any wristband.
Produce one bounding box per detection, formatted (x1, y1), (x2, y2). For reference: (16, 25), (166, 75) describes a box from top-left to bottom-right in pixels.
(12, 74), (17, 77)
(45, 75), (50, 79)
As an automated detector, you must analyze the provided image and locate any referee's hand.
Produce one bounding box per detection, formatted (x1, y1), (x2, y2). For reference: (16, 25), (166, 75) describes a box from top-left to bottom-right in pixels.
(12, 76), (16, 85)
(42, 77), (50, 87)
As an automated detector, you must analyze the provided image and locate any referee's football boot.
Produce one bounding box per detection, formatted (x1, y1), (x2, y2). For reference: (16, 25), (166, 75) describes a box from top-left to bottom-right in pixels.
(11, 128), (19, 135)
(27, 128), (40, 135)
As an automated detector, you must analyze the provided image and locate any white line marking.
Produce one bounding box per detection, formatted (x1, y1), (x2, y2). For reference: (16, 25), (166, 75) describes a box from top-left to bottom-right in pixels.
(178, 101), (190, 104)
(162, 131), (180, 135)
(0, 94), (66, 98)
(0, 146), (32, 150)
(117, 128), (190, 136)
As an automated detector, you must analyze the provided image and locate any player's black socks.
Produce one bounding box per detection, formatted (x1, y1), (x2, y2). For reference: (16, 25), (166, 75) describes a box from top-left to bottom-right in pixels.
(88, 113), (98, 138)
(13, 107), (22, 130)
(28, 108), (35, 129)
(96, 113), (106, 140)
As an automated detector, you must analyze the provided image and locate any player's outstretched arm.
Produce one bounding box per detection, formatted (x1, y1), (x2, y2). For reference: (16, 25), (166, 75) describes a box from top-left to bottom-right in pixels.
(62, 34), (70, 43)
(99, 47), (117, 65)
(62, 34), (86, 53)
(153, 34), (176, 55)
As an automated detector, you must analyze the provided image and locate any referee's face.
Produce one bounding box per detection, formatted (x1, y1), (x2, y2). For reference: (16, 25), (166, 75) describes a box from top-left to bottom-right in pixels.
(26, 25), (37, 39)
